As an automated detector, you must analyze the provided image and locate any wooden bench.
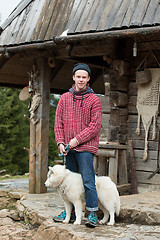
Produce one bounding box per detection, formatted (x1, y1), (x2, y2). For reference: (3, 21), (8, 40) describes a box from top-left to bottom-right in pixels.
(94, 143), (130, 194)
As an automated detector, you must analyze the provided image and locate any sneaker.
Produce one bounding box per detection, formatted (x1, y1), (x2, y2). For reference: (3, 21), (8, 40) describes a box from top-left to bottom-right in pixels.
(85, 211), (98, 228)
(53, 210), (76, 223)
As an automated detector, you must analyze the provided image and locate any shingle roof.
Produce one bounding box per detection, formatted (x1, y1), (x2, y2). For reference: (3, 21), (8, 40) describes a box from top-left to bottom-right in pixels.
(0, 0), (160, 46)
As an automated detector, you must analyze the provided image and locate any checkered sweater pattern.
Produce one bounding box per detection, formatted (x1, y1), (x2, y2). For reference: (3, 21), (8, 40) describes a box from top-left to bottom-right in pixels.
(54, 91), (102, 154)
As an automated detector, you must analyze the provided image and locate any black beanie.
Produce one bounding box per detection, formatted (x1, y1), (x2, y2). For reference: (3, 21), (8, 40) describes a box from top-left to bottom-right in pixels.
(72, 63), (91, 76)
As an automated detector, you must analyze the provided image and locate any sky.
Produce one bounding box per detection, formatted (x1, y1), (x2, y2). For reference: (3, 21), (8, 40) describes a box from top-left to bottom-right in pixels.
(0, 0), (22, 24)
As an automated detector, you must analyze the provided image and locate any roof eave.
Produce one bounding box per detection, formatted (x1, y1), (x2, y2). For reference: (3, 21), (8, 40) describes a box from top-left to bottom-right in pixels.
(54, 25), (160, 44)
(0, 25), (160, 54)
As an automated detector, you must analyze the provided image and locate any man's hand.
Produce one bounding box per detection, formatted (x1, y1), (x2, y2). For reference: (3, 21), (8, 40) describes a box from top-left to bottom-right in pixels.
(69, 138), (79, 149)
(58, 143), (67, 155)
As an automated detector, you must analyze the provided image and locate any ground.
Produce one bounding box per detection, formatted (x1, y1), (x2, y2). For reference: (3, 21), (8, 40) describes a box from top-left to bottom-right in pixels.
(0, 177), (160, 239)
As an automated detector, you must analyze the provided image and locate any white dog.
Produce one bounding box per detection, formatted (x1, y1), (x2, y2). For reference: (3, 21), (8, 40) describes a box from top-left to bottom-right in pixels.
(45, 165), (120, 225)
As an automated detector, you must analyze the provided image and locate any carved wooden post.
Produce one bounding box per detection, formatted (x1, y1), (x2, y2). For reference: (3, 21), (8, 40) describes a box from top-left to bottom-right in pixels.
(34, 58), (51, 193)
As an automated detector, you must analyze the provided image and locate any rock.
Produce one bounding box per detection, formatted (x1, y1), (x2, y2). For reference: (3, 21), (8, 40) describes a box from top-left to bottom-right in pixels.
(33, 221), (86, 240)
(119, 191), (160, 224)
(0, 197), (10, 208)
(0, 209), (10, 218)
(0, 190), (9, 197)
(16, 200), (25, 218)
(8, 191), (26, 200)
(0, 217), (14, 226)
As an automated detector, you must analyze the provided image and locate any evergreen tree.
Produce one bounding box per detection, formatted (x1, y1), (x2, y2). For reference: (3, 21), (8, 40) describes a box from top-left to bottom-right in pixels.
(48, 94), (60, 166)
(0, 88), (59, 174)
(0, 87), (30, 174)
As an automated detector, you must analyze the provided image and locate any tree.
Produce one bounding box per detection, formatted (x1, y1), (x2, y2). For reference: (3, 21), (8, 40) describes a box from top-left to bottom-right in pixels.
(0, 87), (30, 174)
(48, 94), (60, 166)
(0, 88), (60, 174)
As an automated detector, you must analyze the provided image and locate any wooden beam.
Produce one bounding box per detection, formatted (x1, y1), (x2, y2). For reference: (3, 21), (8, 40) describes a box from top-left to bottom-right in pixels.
(35, 58), (51, 193)
(55, 26), (160, 43)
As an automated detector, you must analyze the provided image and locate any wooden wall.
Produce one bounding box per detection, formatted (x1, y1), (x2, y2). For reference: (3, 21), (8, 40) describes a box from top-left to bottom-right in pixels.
(128, 48), (160, 193)
(98, 41), (160, 193)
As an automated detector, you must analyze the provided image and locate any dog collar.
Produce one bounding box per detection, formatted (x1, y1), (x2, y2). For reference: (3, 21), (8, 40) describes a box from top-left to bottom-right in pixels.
(58, 167), (66, 187)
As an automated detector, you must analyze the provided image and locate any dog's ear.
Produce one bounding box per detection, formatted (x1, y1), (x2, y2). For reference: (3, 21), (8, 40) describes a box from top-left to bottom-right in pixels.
(49, 166), (53, 171)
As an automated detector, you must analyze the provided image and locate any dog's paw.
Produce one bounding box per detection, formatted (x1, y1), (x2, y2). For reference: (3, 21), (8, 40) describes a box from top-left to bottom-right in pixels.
(107, 221), (114, 226)
(99, 220), (106, 225)
(73, 221), (81, 225)
(62, 219), (69, 224)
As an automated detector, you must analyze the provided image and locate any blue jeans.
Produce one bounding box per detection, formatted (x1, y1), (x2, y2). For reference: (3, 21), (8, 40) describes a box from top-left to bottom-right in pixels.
(64, 150), (98, 212)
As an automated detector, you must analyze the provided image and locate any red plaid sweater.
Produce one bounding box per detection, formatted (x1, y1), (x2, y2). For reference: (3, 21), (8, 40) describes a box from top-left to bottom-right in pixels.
(54, 90), (102, 154)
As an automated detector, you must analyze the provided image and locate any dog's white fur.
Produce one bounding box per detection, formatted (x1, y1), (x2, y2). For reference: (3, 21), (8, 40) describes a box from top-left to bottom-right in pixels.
(45, 165), (120, 225)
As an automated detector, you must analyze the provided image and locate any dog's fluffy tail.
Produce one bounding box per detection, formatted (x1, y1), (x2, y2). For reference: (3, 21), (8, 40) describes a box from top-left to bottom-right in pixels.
(115, 197), (120, 216)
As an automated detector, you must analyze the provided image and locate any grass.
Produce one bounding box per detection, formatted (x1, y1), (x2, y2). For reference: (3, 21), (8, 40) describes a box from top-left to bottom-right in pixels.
(0, 175), (28, 181)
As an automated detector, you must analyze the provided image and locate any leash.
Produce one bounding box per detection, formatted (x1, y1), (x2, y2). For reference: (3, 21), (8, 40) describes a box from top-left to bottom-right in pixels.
(59, 143), (70, 166)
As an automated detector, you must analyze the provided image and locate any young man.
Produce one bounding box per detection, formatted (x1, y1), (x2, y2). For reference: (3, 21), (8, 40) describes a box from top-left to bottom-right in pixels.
(54, 63), (102, 227)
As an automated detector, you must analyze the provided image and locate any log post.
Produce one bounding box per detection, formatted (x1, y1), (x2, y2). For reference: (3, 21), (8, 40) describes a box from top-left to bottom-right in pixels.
(29, 120), (36, 193)
(24, 114), (36, 193)
(34, 58), (51, 193)
(108, 64), (129, 144)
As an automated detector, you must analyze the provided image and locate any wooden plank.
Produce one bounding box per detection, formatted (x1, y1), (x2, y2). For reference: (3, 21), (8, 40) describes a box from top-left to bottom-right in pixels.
(138, 183), (160, 192)
(128, 82), (138, 96)
(38, 0), (57, 40)
(153, 1), (160, 24)
(128, 96), (137, 114)
(105, 0), (123, 29)
(108, 153), (118, 184)
(122, 0), (139, 27)
(75, 0), (96, 33)
(32, 0), (52, 40)
(130, 0), (150, 26)
(128, 128), (159, 141)
(111, 0), (130, 29)
(97, 149), (116, 157)
(99, 128), (109, 141)
(134, 157), (157, 172)
(142, 0), (159, 25)
(47, 0), (71, 39)
(118, 150), (128, 185)
(110, 91), (128, 107)
(128, 140), (138, 194)
(101, 114), (110, 128)
(98, 95), (110, 113)
(88, 0), (107, 31)
(93, 155), (98, 175)
(117, 184), (131, 195)
(110, 108), (128, 126)
(97, 156), (107, 176)
(66, 0), (82, 32)
(70, 42), (115, 57)
(97, 0), (116, 31)
(136, 171), (160, 185)
(1, 16), (19, 46)
(134, 149), (157, 160)
(13, 8), (30, 44)
(131, 139), (158, 151)
(11, 9), (27, 44)
(1, 0), (33, 30)
(23, 0), (45, 42)
(67, 0), (87, 33)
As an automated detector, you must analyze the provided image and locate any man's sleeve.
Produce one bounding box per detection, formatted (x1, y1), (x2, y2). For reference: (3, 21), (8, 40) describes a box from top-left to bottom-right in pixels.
(75, 97), (102, 144)
(54, 97), (65, 145)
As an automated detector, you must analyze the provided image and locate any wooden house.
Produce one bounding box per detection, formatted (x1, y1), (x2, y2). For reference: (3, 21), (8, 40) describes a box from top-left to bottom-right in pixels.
(0, 0), (160, 194)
